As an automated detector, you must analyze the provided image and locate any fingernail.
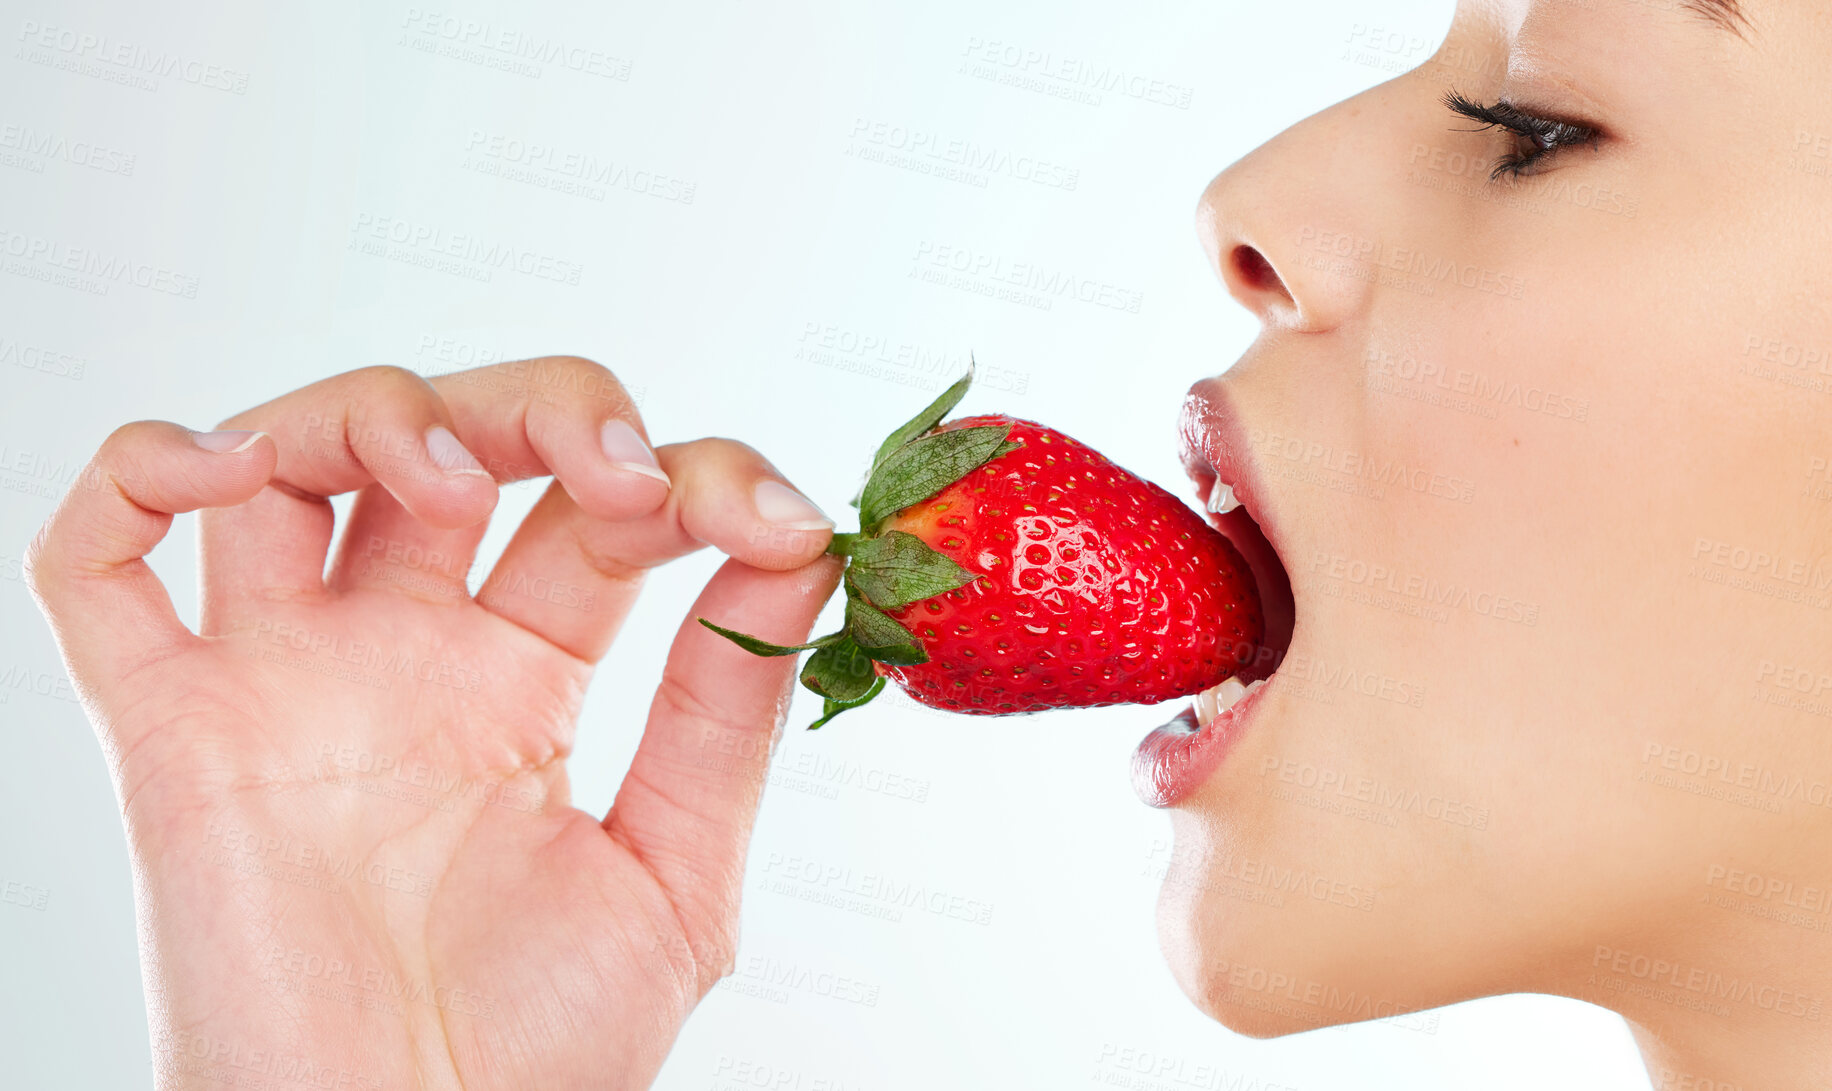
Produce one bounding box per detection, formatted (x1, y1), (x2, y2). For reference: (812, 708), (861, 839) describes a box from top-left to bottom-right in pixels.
(600, 419), (670, 485)
(191, 430), (265, 454)
(424, 425), (490, 477)
(754, 480), (833, 531)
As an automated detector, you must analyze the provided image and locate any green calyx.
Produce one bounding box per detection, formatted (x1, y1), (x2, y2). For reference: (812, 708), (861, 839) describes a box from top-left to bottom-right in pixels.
(693, 360), (1018, 729)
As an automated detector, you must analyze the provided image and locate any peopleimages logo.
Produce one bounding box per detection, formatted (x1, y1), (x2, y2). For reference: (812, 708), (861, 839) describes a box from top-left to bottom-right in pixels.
(252, 619), (483, 694)
(846, 117), (1079, 190)
(15, 19), (251, 93)
(720, 954), (883, 1008)
(347, 213), (584, 286)
(1276, 651), (1425, 707)
(1309, 551), (1541, 626)
(1094, 1041), (1301, 1091)
(1692, 537), (1832, 590)
(1296, 225), (1526, 299)
(1365, 348), (1590, 422)
(462, 130), (696, 203)
(956, 36), (1193, 109)
(260, 944), (498, 1018)
(1590, 945), (1822, 1020)
(1406, 142), (1639, 218)
(0, 226), (199, 298)
(153, 1032), (382, 1091)
(1705, 864), (1832, 914)
(909, 241), (1143, 314)
(314, 742), (543, 815)
(0, 121), (135, 175)
(1640, 741), (1832, 812)
(757, 852), (995, 925)
(1147, 840), (1378, 912)
(399, 8), (632, 80)
(1208, 958), (1435, 1029)
(1258, 756), (1488, 830)
(0, 336), (89, 380)
(1250, 427), (1477, 504)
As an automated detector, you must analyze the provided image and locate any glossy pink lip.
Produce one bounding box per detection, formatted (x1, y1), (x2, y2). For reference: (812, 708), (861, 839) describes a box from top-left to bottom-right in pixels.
(1131, 680), (1275, 807)
(1131, 375), (1297, 808)
(1179, 378), (1276, 529)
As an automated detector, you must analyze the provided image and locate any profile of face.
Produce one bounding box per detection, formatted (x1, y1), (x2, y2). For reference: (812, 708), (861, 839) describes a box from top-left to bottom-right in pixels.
(1159, 0), (1832, 1080)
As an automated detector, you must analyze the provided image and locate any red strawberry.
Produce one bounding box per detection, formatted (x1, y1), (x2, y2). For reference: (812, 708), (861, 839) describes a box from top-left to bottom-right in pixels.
(873, 415), (1261, 714)
(699, 366), (1263, 727)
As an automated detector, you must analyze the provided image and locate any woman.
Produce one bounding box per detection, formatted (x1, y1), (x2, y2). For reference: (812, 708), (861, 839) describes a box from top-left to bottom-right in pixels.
(26, 0), (1828, 1086)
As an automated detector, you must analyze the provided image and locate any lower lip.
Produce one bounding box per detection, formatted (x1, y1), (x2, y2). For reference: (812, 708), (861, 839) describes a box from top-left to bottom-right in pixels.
(1131, 681), (1274, 808)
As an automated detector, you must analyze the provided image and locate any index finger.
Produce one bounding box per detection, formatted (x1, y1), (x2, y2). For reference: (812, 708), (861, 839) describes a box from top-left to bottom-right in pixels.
(199, 365), (502, 614)
(202, 357), (661, 614)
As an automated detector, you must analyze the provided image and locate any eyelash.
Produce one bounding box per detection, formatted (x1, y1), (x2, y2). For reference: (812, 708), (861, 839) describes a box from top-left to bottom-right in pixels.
(1442, 90), (1599, 180)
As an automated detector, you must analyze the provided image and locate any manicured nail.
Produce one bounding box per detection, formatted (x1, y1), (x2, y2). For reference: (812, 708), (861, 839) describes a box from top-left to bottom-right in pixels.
(754, 479), (833, 530)
(600, 419), (670, 485)
(424, 425), (490, 477)
(191, 430), (265, 454)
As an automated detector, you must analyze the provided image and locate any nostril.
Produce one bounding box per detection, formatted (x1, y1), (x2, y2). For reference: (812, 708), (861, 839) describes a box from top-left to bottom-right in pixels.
(1230, 245), (1288, 299)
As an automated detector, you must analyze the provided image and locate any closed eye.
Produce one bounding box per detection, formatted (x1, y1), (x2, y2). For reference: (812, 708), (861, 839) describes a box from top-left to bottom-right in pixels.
(1443, 89), (1601, 181)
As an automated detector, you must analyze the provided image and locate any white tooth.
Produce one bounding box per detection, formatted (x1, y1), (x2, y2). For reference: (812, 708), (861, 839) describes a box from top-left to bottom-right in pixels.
(1193, 687), (1218, 725)
(1193, 675), (1261, 724)
(1194, 673), (1253, 724)
(1207, 481), (1242, 515)
(1242, 679), (1266, 695)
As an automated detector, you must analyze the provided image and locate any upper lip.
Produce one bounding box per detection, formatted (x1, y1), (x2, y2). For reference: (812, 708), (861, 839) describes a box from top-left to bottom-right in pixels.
(1178, 376), (1277, 544)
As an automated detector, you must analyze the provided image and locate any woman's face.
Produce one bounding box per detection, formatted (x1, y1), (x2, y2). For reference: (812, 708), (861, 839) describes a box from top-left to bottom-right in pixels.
(1163, 0), (1832, 1039)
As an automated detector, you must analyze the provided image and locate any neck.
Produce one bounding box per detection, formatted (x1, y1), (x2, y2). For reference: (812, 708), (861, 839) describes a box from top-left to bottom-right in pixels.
(1582, 852), (1832, 1088)
(1629, 1008), (1830, 1091)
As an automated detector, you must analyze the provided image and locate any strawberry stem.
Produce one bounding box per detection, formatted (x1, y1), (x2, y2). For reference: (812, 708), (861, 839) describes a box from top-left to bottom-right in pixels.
(695, 360), (1019, 728)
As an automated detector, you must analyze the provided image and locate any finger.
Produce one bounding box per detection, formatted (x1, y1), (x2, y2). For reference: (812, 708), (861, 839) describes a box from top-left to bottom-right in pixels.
(26, 422), (276, 712)
(200, 366), (498, 617)
(477, 437), (836, 661)
(425, 355), (671, 524)
(321, 355), (664, 603)
(323, 485), (485, 602)
(602, 554), (843, 952)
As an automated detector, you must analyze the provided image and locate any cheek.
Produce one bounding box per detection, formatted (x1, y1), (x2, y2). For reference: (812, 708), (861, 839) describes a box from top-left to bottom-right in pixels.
(1329, 269), (1817, 884)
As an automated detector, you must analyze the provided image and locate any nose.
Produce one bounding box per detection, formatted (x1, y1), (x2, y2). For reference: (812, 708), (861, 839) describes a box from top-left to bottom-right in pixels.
(1195, 92), (1389, 333)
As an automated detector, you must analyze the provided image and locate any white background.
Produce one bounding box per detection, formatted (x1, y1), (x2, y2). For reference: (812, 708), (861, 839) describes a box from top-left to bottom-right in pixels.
(0, 0), (1656, 1087)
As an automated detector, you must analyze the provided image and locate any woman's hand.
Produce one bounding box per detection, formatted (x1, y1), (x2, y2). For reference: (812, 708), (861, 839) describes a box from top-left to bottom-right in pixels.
(24, 359), (841, 1091)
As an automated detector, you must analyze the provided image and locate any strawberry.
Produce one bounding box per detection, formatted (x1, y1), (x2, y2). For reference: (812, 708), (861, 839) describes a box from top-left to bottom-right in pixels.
(699, 366), (1263, 727)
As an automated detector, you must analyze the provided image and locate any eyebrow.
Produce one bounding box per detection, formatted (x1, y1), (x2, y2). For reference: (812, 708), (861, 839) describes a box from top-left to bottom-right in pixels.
(1682, 0), (1751, 35)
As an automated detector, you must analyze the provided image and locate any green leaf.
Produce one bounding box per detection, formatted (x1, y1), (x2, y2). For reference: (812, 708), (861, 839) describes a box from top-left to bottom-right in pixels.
(843, 575), (928, 664)
(807, 677), (886, 730)
(800, 636), (880, 702)
(858, 424), (1013, 527)
(698, 618), (845, 657)
(869, 362), (976, 473)
(848, 530), (977, 609)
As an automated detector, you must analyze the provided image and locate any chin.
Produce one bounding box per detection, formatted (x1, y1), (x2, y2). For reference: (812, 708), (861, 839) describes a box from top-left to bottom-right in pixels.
(1154, 817), (1321, 1037)
(1153, 791), (1449, 1039)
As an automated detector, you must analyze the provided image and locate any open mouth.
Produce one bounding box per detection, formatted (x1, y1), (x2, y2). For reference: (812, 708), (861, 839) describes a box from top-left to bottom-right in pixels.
(1131, 378), (1297, 807)
(1201, 496), (1295, 688)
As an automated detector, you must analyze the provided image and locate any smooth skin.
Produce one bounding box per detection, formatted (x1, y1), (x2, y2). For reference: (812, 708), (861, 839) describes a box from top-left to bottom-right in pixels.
(33, 2), (1832, 1089)
(1163, 0), (1832, 1088)
(26, 359), (839, 1089)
